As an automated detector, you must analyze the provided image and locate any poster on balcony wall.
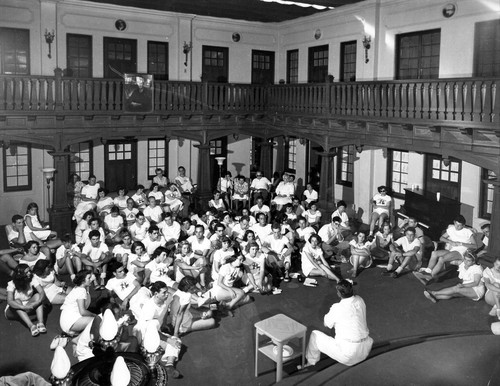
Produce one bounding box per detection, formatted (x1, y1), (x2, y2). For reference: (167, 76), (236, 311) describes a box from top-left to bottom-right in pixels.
(124, 74), (153, 113)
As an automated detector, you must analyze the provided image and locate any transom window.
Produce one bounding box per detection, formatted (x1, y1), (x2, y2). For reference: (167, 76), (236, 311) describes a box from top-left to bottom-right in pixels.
(3, 143), (31, 192)
(107, 143), (132, 161)
(388, 150), (409, 197)
(148, 139), (167, 179)
(337, 145), (354, 187)
(210, 139), (223, 156)
(69, 141), (92, 177)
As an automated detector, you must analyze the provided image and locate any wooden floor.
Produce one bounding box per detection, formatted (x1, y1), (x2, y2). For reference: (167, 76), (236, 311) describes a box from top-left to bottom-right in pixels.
(0, 262), (496, 385)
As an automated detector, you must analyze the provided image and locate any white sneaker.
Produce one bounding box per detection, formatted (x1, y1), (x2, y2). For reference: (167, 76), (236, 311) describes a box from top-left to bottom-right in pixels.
(50, 336), (61, 350)
(489, 305), (497, 316)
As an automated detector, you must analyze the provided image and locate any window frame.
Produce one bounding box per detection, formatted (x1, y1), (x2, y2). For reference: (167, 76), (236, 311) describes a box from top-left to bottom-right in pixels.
(479, 168), (495, 220)
(286, 49), (299, 84)
(387, 149), (409, 199)
(66, 33), (93, 78)
(147, 138), (168, 180)
(147, 41), (169, 81)
(474, 19), (500, 77)
(69, 141), (93, 179)
(3, 142), (32, 192)
(336, 145), (354, 188)
(340, 40), (357, 82)
(308, 44), (329, 83)
(0, 27), (30, 75)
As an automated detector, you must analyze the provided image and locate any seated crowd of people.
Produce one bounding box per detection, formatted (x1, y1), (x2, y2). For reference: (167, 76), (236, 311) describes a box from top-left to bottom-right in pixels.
(0, 170), (497, 378)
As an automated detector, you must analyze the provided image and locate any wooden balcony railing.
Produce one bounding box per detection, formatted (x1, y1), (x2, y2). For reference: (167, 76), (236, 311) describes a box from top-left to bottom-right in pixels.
(0, 73), (497, 124)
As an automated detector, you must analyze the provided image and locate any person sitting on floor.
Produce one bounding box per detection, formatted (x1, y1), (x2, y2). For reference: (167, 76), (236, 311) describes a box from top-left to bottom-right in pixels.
(482, 255), (500, 319)
(129, 211), (150, 242)
(208, 190), (226, 213)
(301, 183), (318, 207)
(113, 187), (129, 211)
(302, 279), (373, 368)
(476, 223), (490, 257)
(80, 217), (105, 248)
(96, 188), (115, 218)
(112, 230), (133, 264)
(24, 202), (59, 244)
(170, 276), (216, 336)
(126, 241), (151, 284)
(103, 205), (125, 244)
(144, 246), (177, 288)
(5, 264), (47, 337)
(303, 201), (322, 230)
(157, 212), (181, 253)
(251, 212), (272, 246)
(32, 259), (69, 305)
(106, 260), (141, 311)
(19, 241), (48, 269)
(261, 222), (293, 282)
(301, 234), (339, 282)
(370, 222), (393, 261)
(318, 216), (351, 262)
(243, 241), (272, 294)
(131, 184), (148, 210)
(421, 215), (477, 278)
(383, 227), (421, 279)
(75, 211), (94, 246)
(331, 200), (352, 237)
(164, 183), (184, 215)
(81, 229), (112, 289)
(213, 255), (254, 312)
(59, 270), (96, 336)
(122, 198), (139, 227)
(175, 240), (208, 290)
(250, 196), (271, 222)
(423, 251), (484, 304)
(144, 195), (163, 224)
(294, 216), (316, 253)
(348, 232), (372, 278)
(148, 182), (165, 205)
(153, 168), (169, 189)
(143, 225), (167, 256)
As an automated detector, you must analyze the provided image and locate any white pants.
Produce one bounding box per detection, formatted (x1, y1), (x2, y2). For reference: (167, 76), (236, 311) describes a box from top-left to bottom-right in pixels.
(306, 330), (373, 366)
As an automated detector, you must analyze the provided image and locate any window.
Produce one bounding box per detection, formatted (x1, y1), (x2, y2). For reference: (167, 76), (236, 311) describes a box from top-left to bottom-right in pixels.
(396, 29), (440, 80)
(474, 19), (500, 77)
(308, 44), (328, 83)
(431, 158), (460, 182)
(0, 28), (30, 75)
(286, 138), (297, 170)
(69, 142), (92, 178)
(388, 150), (409, 198)
(480, 169), (495, 219)
(103, 37), (137, 78)
(340, 41), (357, 82)
(287, 49), (299, 84)
(108, 143), (132, 161)
(337, 145), (354, 187)
(147, 41), (168, 81)
(3, 143), (31, 192)
(148, 139), (167, 179)
(66, 34), (92, 77)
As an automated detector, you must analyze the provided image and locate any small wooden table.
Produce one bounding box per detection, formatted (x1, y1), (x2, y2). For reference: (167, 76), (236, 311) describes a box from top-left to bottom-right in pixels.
(254, 313), (307, 383)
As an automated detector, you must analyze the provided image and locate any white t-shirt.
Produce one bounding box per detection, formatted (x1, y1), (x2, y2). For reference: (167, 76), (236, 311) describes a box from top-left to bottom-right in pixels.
(250, 204), (270, 215)
(143, 206), (163, 223)
(187, 236), (211, 255)
(251, 177), (271, 190)
(331, 210), (349, 228)
(105, 274), (137, 300)
(145, 259), (175, 286)
(216, 264), (243, 287)
(296, 226), (316, 242)
(81, 183), (100, 200)
(82, 242), (108, 262)
(394, 236), (421, 252)
(263, 234), (289, 254)
(158, 221), (181, 242)
(104, 214), (124, 233)
(143, 236), (167, 255)
(129, 221), (150, 241)
(251, 223), (272, 242)
(446, 225), (474, 256)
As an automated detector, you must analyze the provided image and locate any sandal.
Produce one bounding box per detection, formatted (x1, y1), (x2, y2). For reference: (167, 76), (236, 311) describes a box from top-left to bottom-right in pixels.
(37, 323), (47, 334)
(30, 325), (40, 337)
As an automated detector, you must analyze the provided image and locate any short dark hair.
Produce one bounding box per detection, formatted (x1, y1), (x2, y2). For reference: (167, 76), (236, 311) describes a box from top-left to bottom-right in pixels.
(336, 279), (354, 298)
(73, 270), (91, 286)
(454, 215), (466, 225)
(405, 227), (416, 235)
(331, 216), (342, 223)
(12, 214), (23, 223)
(89, 229), (101, 239)
(337, 200), (347, 208)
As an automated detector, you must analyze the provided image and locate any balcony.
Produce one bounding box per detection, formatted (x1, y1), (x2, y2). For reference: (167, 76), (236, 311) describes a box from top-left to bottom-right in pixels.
(0, 73), (497, 125)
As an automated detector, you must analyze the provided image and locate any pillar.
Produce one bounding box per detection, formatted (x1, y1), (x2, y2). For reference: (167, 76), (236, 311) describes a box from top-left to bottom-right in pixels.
(318, 151), (337, 214)
(275, 137), (285, 173)
(195, 143), (213, 209)
(260, 141), (273, 179)
(483, 180), (500, 264)
(48, 150), (74, 237)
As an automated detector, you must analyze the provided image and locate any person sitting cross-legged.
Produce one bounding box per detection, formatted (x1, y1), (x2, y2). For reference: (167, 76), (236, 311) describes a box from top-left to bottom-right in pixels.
(261, 222), (293, 283)
(318, 216), (351, 263)
(383, 227), (421, 279)
(106, 260), (141, 311)
(301, 279), (373, 369)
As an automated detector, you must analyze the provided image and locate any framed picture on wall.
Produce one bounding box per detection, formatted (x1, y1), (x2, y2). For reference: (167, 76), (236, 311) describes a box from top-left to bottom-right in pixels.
(124, 73), (153, 113)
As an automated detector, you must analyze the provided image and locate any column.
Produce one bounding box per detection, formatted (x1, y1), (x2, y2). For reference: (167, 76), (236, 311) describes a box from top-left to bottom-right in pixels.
(48, 150), (74, 237)
(259, 141), (273, 179)
(318, 151), (336, 213)
(485, 180), (500, 261)
(275, 137), (285, 173)
(194, 143), (213, 209)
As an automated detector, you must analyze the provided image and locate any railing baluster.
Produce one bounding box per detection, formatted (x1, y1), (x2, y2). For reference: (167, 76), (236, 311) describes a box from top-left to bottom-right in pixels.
(444, 82), (450, 120)
(491, 82), (497, 123)
(471, 82), (477, 121)
(480, 82), (487, 122)
(30, 79), (38, 111)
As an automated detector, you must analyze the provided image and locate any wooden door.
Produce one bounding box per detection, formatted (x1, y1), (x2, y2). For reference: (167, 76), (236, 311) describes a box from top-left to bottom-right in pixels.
(104, 140), (137, 192)
(202, 45), (228, 83)
(340, 41), (357, 81)
(308, 44), (328, 83)
(424, 154), (461, 201)
(396, 29), (440, 80)
(251, 50), (275, 85)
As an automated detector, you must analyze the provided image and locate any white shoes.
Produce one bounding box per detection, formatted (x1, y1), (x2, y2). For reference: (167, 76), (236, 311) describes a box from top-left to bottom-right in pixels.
(50, 335), (69, 350)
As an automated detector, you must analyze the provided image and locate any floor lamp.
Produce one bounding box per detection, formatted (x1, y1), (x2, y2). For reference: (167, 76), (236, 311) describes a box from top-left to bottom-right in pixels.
(215, 156), (226, 180)
(42, 167), (56, 209)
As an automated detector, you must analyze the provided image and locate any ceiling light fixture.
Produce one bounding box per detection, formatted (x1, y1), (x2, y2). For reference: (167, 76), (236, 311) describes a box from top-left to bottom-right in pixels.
(260, 0), (334, 10)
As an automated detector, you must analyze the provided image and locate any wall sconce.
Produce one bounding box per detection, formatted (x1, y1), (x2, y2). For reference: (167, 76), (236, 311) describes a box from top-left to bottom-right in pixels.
(44, 29), (55, 59)
(356, 144), (364, 153)
(42, 167), (56, 209)
(362, 35), (371, 63)
(183, 41), (192, 67)
(233, 133), (239, 141)
(299, 138), (307, 145)
(442, 157), (451, 167)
